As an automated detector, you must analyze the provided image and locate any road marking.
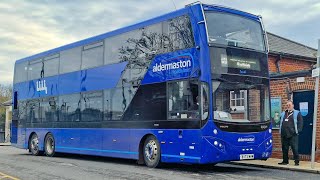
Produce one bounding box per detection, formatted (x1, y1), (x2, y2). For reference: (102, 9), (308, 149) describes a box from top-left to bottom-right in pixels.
(0, 172), (20, 180)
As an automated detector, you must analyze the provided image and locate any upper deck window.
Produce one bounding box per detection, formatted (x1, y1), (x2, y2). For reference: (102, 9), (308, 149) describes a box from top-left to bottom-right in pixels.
(205, 12), (265, 52)
(163, 15), (195, 52)
(28, 59), (43, 80)
(104, 30), (143, 65)
(44, 54), (59, 77)
(60, 47), (81, 74)
(82, 41), (104, 69)
(14, 62), (28, 83)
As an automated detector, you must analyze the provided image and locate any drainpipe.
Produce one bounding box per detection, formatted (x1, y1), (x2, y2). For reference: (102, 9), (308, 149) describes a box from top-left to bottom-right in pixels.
(275, 54), (282, 74)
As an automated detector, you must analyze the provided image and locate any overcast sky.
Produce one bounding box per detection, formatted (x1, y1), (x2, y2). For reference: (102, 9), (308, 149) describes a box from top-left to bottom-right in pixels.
(0, 0), (319, 84)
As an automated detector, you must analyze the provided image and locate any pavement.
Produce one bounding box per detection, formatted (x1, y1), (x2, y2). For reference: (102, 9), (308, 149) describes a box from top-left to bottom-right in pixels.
(231, 158), (320, 174)
(0, 142), (11, 146)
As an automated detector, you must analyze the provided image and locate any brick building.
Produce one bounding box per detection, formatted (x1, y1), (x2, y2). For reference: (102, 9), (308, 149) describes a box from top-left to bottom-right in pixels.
(267, 32), (320, 162)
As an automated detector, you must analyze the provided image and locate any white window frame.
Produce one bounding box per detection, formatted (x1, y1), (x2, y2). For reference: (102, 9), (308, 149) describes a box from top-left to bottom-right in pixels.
(230, 90), (247, 112)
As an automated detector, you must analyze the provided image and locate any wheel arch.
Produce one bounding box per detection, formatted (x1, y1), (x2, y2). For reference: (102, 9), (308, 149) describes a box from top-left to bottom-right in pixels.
(43, 132), (54, 144)
(28, 132), (37, 152)
(138, 133), (158, 165)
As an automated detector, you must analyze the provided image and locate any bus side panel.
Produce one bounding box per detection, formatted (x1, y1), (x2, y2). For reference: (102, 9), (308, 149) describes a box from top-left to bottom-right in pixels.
(23, 128), (203, 163)
(129, 129), (202, 164)
(159, 129), (202, 164)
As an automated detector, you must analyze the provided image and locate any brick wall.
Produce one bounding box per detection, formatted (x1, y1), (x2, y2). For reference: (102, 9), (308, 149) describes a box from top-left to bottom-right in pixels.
(231, 113), (244, 119)
(268, 55), (320, 162)
(268, 55), (313, 74)
(248, 90), (261, 122)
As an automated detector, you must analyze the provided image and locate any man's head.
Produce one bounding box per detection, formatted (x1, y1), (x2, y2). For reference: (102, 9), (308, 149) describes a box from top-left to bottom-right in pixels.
(286, 100), (294, 111)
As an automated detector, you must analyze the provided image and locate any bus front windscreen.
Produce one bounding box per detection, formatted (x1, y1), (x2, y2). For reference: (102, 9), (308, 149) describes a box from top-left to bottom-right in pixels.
(205, 11), (265, 52)
(212, 75), (270, 123)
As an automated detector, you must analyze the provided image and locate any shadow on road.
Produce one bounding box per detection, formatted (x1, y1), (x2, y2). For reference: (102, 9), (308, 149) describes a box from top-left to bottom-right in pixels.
(19, 152), (263, 174)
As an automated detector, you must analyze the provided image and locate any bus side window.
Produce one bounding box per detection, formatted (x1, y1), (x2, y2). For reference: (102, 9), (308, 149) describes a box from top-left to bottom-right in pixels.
(44, 54), (59, 77)
(162, 15), (195, 53)
(28, 59), (43, 80)
(168, 80), (199, 119)
(60, 47), (82, 74)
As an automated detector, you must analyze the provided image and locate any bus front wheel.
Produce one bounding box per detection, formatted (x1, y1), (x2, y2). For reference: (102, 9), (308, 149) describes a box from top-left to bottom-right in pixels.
(143, 136), (161, 168)
(29, 133), (42, 156)
(44, 133), (55, 157)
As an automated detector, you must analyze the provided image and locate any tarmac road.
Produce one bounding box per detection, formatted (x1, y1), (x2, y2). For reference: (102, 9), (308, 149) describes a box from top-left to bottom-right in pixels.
(0, 146), (318, 180)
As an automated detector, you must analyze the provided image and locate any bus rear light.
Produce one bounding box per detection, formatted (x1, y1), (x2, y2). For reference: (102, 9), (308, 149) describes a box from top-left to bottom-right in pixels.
(214, 141), (218, 146)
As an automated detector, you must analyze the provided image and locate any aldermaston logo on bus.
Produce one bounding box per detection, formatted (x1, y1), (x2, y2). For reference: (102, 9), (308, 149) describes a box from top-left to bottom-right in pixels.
(152, 59), (192, 72)
(36, 80), (48, 94)
(238, 136), (255, 143)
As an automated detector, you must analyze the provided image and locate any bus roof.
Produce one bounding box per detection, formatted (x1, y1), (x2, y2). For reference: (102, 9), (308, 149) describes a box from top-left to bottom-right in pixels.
(15, 3), (260, 64)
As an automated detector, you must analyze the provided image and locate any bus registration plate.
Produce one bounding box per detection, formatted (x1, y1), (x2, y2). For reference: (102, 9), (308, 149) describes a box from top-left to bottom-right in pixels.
(240, 154), (254, 160)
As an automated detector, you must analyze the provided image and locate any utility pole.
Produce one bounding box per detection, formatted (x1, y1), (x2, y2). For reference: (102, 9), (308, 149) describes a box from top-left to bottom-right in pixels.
(311, 39), (320, 168)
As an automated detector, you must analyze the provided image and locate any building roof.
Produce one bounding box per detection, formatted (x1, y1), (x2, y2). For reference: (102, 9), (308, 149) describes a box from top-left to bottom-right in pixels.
(267, 32), (317, 60)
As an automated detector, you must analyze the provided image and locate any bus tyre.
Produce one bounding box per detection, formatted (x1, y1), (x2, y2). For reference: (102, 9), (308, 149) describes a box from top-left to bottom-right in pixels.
(29, 133), (41, 156)
(143, 136), (161, 168)
(44, 133), (55, 157)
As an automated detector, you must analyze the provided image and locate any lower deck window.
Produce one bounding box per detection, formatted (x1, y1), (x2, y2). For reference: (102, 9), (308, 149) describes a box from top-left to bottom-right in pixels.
(168, 80), (199, 119)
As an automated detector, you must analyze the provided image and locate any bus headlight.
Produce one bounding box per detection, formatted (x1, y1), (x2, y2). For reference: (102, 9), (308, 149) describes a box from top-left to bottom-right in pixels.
(213, 129), (218, 135)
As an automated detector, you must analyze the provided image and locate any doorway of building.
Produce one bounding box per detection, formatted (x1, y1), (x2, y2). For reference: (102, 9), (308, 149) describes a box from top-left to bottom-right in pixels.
(293, 90), (314, 155)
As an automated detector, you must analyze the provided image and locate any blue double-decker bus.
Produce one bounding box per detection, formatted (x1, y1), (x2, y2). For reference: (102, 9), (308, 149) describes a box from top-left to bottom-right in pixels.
(11, 2), (271, 167)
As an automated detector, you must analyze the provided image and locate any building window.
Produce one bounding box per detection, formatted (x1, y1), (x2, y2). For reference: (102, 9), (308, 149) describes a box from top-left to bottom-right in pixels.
(230, 90), (246, 112)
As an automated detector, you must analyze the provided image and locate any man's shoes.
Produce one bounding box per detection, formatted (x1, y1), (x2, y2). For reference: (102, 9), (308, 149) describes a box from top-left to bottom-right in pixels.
(278, 162), (288, 165)
(295, 162), (299, 166)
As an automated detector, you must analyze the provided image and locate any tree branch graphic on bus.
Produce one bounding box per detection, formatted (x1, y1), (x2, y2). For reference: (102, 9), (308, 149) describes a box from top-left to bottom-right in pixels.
(114, 15), (195, 114)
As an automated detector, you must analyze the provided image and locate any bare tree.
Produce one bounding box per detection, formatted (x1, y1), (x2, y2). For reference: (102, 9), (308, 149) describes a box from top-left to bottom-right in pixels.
(0, 84), (12, 132)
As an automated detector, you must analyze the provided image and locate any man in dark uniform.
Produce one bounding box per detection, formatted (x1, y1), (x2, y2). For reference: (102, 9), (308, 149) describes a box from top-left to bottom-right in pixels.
(278, 100), (303, 166)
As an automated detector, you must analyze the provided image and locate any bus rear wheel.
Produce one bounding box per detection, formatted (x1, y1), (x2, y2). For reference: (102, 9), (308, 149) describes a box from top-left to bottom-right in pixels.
(44, 133), (55, 157)
(29, 133), (41, 156)
(143, 136), (161, 168)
